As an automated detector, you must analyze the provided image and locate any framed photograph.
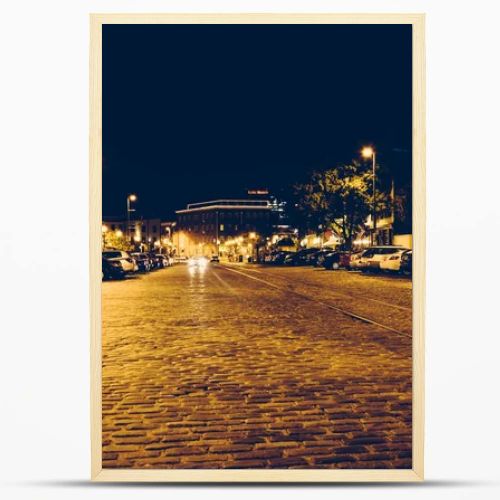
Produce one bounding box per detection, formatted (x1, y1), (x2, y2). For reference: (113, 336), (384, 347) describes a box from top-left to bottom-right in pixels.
(90, 13), (425, 482)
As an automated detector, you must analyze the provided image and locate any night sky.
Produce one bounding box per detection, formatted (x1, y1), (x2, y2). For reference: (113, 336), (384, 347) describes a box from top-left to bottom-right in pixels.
(103, 24), (412, 219)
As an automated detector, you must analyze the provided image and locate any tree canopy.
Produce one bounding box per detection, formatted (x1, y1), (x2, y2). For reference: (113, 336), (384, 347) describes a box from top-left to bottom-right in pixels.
(293, 162), (388, 248)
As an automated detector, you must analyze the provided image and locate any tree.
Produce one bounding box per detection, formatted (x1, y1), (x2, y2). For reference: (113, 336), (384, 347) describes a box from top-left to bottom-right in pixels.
(293, 162), (388, 249)
(103, 231), (133, 251)
(393, 185), (412, 234)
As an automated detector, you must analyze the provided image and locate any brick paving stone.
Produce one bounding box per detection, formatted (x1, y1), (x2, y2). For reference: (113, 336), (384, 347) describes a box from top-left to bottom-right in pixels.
(102, 265), (412, 469)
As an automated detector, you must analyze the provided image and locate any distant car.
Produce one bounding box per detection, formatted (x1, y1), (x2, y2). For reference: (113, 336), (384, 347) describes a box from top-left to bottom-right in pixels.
(174, 255), (188, 264)
(400, 250), (412, 276)
(102, 257), (126, 280)
(188, 256), (209, 267)
(155, 254), (166, 268)
(322, 251), (351, 270)
(102, 250), (136, 273)
(155, 254), (172, 268)
(379, 249), (409, 273)
(210, 255), (220, 263)
(151, 254), (160, 269)
(131, 252), (152, 272)
(357, 246), (409, 272)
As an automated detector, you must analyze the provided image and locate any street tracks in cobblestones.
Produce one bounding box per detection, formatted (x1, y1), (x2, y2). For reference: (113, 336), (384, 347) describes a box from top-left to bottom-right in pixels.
(243, 266), (412, 312)
(219, 266), (412, 339)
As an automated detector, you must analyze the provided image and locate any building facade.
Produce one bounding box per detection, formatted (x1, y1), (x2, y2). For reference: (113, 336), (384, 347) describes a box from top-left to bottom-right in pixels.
(174, 199), (273, 258)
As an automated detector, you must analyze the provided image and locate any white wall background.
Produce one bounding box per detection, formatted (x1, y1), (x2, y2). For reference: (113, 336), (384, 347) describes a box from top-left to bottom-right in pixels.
(1, 1), (499, 499)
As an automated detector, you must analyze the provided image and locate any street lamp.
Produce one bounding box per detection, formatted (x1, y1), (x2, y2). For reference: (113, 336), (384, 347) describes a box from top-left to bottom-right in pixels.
(361, 146), (377, 245)
(126, 194), (137, 243)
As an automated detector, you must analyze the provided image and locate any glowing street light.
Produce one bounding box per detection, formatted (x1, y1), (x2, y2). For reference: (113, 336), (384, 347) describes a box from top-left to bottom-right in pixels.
(361, 146), (377, 245)
(361, 146), (374, 159)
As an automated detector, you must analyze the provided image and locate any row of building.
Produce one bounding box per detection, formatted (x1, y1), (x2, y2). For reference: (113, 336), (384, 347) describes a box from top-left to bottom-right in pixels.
(103, 192), (411, 259)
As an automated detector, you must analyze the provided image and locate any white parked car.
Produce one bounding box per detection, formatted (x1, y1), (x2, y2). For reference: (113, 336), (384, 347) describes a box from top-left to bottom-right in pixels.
(379, 249), (410, 272)
(102, 250), (136, 273)
(358, 246), (409, 272)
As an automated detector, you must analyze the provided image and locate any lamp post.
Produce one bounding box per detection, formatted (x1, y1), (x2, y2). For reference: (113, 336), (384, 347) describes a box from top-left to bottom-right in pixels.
(361, 147), (377, 245)
(126, 194), (137, 244)
(215, 210), (220, 257)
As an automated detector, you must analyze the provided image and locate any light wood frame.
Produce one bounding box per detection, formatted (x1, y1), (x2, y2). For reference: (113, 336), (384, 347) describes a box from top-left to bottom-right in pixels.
(90, 13), (425, 482)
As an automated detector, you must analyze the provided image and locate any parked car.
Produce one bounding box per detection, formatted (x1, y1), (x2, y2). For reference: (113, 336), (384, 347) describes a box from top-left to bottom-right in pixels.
(147, 253), (162, 269)
(309, 249), (334, 267)
(400, 250), (412, 276)
(155, 254), (172, 268)
(131, 252), (152, 272)
(379, 249), (409, 273)
(284, 248), (320, 266)
(357, 246), (409, 272)
(102, 256), (126, 280)
(269, 251), (294, 265)
(156, 254), (166, 268)
(322, 251), (351, 270)
(348, 252), (364, 270)
(174, 255), (188, 264)
(102, 250), (136, 273)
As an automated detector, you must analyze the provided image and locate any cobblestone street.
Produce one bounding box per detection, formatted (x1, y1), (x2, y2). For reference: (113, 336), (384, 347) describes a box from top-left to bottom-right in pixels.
(102, 263), (412, 469)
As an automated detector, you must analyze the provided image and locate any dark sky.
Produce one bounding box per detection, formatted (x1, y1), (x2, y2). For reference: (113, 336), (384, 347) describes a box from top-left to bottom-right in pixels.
(103, 24), (412, 219)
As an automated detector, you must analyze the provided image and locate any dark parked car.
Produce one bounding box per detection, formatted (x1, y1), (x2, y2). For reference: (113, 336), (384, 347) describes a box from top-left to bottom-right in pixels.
(102, 256), (126, 280)
(269, 251), (294, 265)
(148, 253), (163, 269)
(322, 251), (351, 270)
(131, 252), (152, 272)
(283, 248), (320, 266)
(400, 250), (412, 275)
(310, 249), (334, 267)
